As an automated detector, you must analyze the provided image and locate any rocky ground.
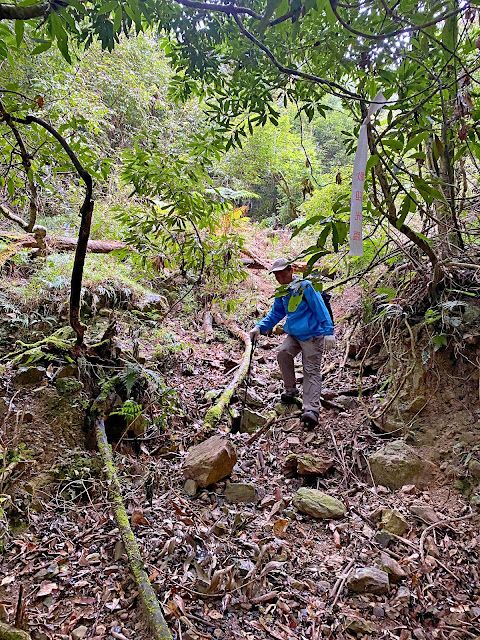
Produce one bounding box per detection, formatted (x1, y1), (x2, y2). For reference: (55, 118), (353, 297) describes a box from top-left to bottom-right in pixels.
(0, 247), (479, 640)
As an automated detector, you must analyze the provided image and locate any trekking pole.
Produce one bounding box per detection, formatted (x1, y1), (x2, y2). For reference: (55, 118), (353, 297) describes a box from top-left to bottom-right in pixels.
(239, 336), (256, 431)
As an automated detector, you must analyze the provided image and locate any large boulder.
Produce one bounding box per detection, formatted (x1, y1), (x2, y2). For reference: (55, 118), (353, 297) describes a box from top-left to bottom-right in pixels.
(293, 488), (346, 519)
(369, 440), (435, 490)
(183, 436), (237, 488)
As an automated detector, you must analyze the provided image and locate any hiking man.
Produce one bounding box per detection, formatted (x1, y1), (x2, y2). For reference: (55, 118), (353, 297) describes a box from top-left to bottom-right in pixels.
(249, 258), (335, 429)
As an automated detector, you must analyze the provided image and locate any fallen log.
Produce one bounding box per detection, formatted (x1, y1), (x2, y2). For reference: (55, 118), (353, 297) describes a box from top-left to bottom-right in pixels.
(0, 233), (333, 275)
(203, 311), (252, 429)
(95, 417), (172, 640)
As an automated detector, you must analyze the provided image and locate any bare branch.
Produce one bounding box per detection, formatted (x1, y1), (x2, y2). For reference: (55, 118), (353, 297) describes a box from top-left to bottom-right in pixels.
(328, 0), (464, 42)
(0, 101), (39, 233)
(232, 14), (360, 100)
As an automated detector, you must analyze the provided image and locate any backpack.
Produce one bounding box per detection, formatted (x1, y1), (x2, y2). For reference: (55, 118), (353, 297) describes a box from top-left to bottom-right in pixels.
(321, 291), (334, 324)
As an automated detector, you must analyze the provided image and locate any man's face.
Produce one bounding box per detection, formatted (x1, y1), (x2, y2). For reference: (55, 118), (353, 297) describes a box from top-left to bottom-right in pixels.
(274, 266), (294, 285)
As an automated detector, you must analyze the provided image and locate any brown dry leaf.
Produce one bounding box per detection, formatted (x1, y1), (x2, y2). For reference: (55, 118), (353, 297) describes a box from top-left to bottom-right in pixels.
(0, 575), (14, 586)
(37, 581), (58, 597)
(273, 518), (290, 539)
(173, 593), (186, 615)
(131, 508), (149, 526)
(208, 609), (224, 620)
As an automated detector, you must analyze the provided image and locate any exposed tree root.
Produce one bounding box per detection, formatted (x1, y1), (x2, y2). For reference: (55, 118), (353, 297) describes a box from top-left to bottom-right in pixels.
(95, 417), (172, 640)
(203, 311), (253, 429)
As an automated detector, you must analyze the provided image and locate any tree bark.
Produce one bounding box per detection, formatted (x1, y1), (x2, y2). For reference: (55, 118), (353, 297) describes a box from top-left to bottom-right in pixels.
(95, 417), (172, 640)
(0, 2), (48, 20)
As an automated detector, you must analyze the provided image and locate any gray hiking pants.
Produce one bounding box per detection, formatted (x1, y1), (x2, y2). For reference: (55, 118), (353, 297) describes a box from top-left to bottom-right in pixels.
(277, 334), (324, 413)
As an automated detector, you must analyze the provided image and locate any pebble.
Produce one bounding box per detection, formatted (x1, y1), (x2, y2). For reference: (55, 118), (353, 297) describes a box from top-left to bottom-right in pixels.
(372, 606), (385, 618)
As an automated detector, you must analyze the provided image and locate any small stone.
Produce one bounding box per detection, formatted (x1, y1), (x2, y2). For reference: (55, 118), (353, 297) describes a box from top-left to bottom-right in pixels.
(237, 559), (254, 577)
(296, 454), (335, 476)
(372, 606), (385, 619)
(400, 484), (417, 494)
(13, 366), (46, 386)
(410, 503), (440, 524)
(212, 521), (229, 536)
(72, 626), (89, 640)
(56, 377), (84, 395)
(335, 395), (357, 409)
(377, 552), (407, 582)
(183, 436), (237, 487)
(225, 483), (258, 504)
(239, 387), (263, 408)
(56, 363), (79, 379)
(375, 530), (394, 548)
(395, 586), (411, 604)
(344, 615), (376, 634)
(239, 409), (266, 434)
(381, 509), (409, 536)
(184, 479), (197, 497)
(114, 540), (125, 561)
(347, 567), (390, 595)
(468, 459), (480, 479)
(293, 488), (346, 519)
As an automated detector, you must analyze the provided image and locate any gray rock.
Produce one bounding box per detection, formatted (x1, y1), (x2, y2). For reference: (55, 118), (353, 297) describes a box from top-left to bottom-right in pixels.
(369, 440), (435, 490)
(139, 293), (168, 313)
(13, 366), (46, 386)
(347, 567), (390, 595)
(239, 388), (263, 408)
(377, 552), (407, 583)
(184, 479), (198, 497)
(468, 459), (480, 479)
(394, 586), (411, 604)
(56, 377), (84, 395)
(293, 488), (346, 519)
(381, 509), (409, 536)
(240, 408), (266, 434)
(72, 626), (89, 640)
(463, 304), (480, 325)
(336, 395), (357, 409)
(183, 436), (237, 487)
(56, 364), (80, 380)
(225, 483), (258, 504)
(409, 503), (440, 524)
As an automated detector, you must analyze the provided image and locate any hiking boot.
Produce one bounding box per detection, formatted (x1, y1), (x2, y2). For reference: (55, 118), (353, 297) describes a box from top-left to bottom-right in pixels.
(300, 410), (319, 430)
(281, 389), (301, 405)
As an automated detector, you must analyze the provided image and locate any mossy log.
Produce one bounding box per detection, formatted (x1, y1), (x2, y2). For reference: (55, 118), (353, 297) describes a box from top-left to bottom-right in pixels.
(0, 622), (30, 640)
(203, 312), (253, 429)
(95, 418), (172, 640)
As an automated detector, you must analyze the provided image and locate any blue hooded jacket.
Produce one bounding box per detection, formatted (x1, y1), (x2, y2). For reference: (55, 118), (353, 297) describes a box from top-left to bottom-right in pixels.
(256, 279), (334, 341)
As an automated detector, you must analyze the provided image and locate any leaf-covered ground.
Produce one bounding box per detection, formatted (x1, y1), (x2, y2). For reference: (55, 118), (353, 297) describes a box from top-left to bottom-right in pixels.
(0, 250), (479, 640)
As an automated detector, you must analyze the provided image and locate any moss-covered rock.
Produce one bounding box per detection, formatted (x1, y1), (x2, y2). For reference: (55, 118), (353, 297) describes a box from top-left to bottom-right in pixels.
(56, 377), (84, 395)
(369, 439), (435, 490)
(293, 488), (346, 519)
(12, 366), (46, 386)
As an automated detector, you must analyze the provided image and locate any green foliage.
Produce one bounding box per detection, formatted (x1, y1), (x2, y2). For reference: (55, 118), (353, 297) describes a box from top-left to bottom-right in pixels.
(110, 398), (142, 425)
(119, 146), (250, 291)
